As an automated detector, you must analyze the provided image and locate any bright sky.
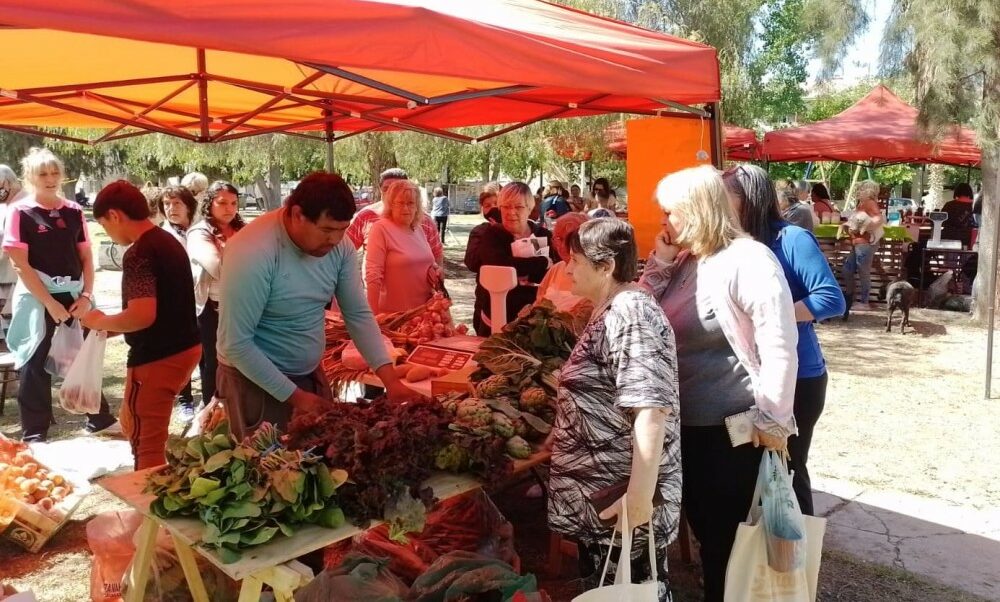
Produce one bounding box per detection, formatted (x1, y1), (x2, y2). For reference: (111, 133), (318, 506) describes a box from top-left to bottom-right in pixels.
(807, 0), (892, 86)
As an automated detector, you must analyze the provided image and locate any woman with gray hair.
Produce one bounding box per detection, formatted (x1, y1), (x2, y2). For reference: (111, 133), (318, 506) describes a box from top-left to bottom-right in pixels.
(0, 165), (25, 342)
(842, 179), (884, 312)
(364, 179), (442, 314)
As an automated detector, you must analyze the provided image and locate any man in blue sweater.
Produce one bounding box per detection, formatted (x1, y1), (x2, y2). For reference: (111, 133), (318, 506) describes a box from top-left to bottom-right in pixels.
(217, 172), (411, 440)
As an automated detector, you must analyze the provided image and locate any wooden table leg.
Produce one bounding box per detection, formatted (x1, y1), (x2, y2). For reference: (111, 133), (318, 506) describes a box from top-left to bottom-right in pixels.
(237, 576), (264, 602)
(170, 532), (210, 602)
(123, 517), (158, 602)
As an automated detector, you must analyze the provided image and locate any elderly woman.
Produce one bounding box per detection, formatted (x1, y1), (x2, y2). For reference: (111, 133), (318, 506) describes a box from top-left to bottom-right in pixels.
(465, 182), (554, 336)
(158, 185), (200, 414)
(639, 165), (798, 602)
(724, 165), (845, 516)
(187, 181), (246, 407)
(548, 219), (679, 600)
(3, 148), (117, 441)
(365, 179), (442, 314)
(842, 179), (884, 312)
(0, 165), (26, 337)
(537, 212), (590, 312)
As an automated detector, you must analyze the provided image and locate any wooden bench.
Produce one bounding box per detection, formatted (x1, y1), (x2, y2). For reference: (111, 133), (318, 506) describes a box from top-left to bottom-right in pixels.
(816, 238), (908, 303)
(0, 351), (17, 415)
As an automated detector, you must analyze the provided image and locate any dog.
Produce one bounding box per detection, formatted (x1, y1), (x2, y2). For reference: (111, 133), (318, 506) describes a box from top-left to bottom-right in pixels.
(885, 280), (916, 333)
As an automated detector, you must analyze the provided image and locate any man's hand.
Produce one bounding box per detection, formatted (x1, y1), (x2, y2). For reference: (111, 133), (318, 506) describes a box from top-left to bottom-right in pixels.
(45, 300), (72, 324)
(80, 309), (107, 331)
(69, 295), (93, 319)
(288, 389), (332, 419)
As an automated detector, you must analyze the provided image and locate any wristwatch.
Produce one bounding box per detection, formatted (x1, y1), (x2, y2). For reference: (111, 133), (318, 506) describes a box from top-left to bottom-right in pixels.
(80, 291), (93, 302)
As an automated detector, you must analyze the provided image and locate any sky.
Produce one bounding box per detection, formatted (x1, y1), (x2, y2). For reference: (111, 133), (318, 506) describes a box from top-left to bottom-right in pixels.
(806, 0), (892, 87)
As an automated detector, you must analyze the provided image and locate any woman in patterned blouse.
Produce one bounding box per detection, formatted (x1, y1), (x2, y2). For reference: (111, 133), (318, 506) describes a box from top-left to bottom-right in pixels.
(547, 218), (680, 600)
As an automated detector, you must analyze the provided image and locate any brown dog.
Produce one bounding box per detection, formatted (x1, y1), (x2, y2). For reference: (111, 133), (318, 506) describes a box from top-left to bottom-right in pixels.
(886, 280), (916, 333)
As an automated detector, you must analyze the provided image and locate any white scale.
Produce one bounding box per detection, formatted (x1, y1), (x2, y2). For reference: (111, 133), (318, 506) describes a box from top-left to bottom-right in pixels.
(926, 211), (962, 250)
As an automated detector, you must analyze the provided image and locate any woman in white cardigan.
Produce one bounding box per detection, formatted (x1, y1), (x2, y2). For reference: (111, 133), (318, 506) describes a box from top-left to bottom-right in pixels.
(639, 165), (798, 602)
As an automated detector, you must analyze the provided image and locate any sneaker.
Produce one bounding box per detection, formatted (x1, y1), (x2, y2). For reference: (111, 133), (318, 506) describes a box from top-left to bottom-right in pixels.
(177, 404), (196, 423)
(86, 420), (122, 437)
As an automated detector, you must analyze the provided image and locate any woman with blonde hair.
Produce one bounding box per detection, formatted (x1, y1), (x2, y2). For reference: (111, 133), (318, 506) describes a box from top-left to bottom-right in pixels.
(365, 179), (442, 314)
(3, 148), (116, 440)
(842, 179), (884, 312)
(639, 165), (798, 602)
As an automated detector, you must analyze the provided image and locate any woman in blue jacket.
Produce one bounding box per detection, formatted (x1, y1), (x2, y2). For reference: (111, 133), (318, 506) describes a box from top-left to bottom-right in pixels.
(722, 164), (845, 515)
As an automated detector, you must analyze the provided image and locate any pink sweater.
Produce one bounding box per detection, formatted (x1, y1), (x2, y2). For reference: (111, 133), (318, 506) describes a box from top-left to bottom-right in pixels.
(364, 218), (435, 313)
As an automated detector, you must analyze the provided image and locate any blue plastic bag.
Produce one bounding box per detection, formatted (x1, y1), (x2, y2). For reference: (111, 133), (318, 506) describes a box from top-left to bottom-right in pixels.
(758, 450), (806, 572)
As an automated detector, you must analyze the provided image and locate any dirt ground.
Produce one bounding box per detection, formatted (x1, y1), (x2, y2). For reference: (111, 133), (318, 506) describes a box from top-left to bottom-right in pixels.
(1, 214), (996, 601)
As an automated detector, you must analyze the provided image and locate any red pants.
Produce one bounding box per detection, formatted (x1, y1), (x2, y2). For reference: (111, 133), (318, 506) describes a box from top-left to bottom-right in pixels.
(120, 345), (201, 470)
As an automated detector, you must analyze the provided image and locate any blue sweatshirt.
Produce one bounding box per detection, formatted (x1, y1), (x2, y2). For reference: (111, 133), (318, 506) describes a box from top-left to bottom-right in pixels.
(218, 209), (390, 401)
(769, 223), (846, 379)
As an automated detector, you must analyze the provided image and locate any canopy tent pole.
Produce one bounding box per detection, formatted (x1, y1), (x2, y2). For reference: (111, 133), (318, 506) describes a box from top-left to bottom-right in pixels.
(709, 102), (724, 168)
(324, 106), (334, 172)
(846, 164), (863, 210)
(987, 168), (1000, 398)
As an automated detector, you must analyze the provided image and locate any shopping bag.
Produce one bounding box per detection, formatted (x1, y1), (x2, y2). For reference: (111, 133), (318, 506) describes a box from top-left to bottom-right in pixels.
(45, 320), (84, 378)
(724, 451), (826, 602)
(58, 330), (107, 415)
(573, 498), (659, 602)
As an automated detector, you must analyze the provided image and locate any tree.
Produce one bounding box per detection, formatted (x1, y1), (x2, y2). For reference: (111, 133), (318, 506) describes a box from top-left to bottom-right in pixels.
(880, 0), (1000, 324)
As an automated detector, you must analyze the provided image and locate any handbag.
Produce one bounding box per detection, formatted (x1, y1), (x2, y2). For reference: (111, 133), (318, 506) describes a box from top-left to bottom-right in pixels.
(573, 497), (660, 602)
(724, 451), (826, 602)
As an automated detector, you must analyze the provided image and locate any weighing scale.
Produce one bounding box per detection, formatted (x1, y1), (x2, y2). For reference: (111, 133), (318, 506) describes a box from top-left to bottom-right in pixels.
(926, 211), (962, 250)
(479, 265), (518, 334)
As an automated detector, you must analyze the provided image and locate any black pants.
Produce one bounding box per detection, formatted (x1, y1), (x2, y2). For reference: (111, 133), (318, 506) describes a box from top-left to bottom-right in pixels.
(682, 425), (763, 602)
(17, 299), (114, 441)
(435, 216), (448, 242)
(198, 300), (219, 405)
(788, 372), (827, 516)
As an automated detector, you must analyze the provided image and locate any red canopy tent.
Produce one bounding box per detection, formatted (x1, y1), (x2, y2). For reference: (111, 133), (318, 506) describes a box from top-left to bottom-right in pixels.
(761, 85), (980, 167)
(0, 0), (721, 148)
(604, 121), (758, 159)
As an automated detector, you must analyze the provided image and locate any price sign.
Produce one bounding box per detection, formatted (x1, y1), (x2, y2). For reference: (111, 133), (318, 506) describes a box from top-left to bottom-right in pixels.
(407, 344), (474, 371)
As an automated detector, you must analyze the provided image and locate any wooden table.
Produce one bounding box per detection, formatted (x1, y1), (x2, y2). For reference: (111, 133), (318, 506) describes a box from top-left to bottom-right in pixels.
(99, 469), (480, 601)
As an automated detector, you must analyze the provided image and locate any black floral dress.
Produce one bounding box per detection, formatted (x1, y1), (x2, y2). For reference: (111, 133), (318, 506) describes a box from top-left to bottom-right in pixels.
(547, 288), (682, 556)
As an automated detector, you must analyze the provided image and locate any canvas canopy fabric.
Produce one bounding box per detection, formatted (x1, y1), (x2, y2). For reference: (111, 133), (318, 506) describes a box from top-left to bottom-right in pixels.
(761, 85), (980, 167)
(0, 0), (720, 144)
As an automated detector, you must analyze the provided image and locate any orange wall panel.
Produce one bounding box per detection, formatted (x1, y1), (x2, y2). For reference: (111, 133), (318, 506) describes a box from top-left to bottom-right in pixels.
(626, 117), (715, 256)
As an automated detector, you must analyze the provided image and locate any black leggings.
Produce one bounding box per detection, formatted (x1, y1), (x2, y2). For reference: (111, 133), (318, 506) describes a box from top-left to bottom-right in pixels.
(435, 216), (448, 242)
(788, 372), (827, 516)
(682, 425), (763, 602)
(198, 300), (220, 404)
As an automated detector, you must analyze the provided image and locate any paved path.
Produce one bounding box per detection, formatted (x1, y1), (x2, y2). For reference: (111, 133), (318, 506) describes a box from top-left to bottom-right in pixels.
(814, 476), (1000, 600)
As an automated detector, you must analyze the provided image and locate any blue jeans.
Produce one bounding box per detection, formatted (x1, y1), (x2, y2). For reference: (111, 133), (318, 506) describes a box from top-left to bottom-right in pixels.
(843, 243), (875, 302)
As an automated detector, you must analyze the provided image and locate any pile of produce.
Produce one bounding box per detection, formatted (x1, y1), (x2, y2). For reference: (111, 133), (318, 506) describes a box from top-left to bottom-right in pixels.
(470, 300), (579, 423)
(144, 422), (347, 563)
(0, 437), (75, 517)
(323, 293), (470, 391)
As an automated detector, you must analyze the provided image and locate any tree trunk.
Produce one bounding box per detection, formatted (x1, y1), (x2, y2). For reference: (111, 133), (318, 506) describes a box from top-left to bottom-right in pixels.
(364, 134), (396, 201)
(971, 150), (999, 324)
(926, 164), (946, 210)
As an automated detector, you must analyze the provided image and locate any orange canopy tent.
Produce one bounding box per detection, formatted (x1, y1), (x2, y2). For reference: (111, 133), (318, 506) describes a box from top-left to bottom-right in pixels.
(603, 121), (758, 159)
(0, 0), (721, 147)
(761, 85), (980, 167)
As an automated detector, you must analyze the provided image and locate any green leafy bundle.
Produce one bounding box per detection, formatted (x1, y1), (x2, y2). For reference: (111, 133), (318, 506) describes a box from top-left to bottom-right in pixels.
(144, 422), (347, 563)
(472, 300), (578, 392)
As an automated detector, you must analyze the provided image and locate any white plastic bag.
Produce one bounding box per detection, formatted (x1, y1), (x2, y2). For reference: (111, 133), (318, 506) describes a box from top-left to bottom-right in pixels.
(573, 499), (659, 602)
(724, 451), (826, 602)
(45, 321), (84, 378)
(58, 330), (107, 415)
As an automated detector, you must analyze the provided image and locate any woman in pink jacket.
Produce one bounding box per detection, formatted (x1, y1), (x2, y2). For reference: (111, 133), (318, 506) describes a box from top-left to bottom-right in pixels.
(640, 165), (798, 602)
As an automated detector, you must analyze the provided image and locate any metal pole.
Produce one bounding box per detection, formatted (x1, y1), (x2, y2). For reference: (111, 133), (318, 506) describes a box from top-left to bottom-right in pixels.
(986, 163), (1000, 399)
(324, 106), (334, 172)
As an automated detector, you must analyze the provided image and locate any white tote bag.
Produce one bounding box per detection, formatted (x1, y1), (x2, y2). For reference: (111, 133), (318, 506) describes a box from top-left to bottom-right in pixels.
(573, 500), (660, 602)
(724, 454), (826, 602)
(58, 330), (107, 415)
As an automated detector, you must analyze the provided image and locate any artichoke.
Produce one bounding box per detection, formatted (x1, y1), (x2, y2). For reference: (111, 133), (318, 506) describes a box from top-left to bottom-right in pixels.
(505, 435), (532, 459)
(435, 444), (470, 472)
(519, 387), (550, 413)
(475, 374), (514, 399)
(491, 413), (515, 439)
(455, 398), (492, 427)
